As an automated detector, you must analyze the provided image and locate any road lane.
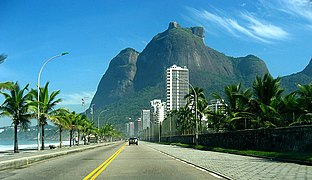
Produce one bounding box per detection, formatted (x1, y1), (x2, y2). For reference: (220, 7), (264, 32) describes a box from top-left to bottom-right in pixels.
(97, 141), (221, 180)
(0, 141), (221, 180)
(0, 142), (125, 180)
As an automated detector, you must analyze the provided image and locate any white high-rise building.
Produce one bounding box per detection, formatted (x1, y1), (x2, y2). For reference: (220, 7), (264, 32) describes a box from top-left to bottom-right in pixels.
(141, 110), (150, 130)
(166, 65), (189, 112)
(150, 99), (166, 125)
(125, 123), (129, 134)
(129, 122), (134, 137)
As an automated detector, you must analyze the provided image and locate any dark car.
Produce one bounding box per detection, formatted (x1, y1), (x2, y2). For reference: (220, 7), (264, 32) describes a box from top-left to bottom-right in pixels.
(129, 137), (138, 145)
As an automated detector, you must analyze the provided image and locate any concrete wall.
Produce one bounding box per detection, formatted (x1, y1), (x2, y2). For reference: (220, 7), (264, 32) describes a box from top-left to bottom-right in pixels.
(161, 125), (312, 152)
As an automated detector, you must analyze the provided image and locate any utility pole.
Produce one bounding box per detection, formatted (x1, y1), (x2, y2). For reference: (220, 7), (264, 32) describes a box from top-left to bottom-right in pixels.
(169, 112), (172, 143)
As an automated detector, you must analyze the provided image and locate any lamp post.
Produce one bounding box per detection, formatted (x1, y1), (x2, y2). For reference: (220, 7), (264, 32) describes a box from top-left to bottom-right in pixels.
(81, 96), (89, 115)
(172, 76), (198, 146)
(97, 109), (109, 128)
(169, 112), (172, 143)
(37, 52), (68, 150)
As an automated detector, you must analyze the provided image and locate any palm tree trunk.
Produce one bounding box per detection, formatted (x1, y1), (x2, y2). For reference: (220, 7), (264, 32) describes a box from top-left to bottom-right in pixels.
(199, 115), (203, 133)
(41, 124), (45, 150)
(77, 131), (80, 146)
(69, 130), (73, 147)
(83, 133), (87, 145)
(14, 123), (19, 153)
(59, 127), (63, 148)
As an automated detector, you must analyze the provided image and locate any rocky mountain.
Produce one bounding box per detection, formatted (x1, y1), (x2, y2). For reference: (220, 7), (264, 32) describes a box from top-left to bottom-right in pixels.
(92, 48), (139, 106)
(90, 22), (310, 129)
(133, 22), (268, 92)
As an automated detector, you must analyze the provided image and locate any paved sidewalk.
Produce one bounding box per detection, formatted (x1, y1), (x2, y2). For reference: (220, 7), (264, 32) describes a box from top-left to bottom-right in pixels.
(0, 142), (117, 171)
(145, 142), (312, 180)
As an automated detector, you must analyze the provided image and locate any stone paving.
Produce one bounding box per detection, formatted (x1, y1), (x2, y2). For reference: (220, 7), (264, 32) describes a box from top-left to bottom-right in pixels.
(145, 142), (312, 180)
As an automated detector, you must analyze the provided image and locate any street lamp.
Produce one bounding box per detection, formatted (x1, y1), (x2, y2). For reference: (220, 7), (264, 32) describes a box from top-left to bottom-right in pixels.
(81, 96), (89, 115)
(37, 52), (68, 150)
(172, 76), (198, 146)
(97, 109), (109, 128)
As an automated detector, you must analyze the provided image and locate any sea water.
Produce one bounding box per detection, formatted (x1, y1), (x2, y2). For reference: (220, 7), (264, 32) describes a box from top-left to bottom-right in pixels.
(0, 139), (70, 151)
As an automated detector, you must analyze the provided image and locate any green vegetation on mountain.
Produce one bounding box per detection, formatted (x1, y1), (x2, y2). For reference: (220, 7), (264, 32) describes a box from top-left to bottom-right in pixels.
(281, 58), (312, 94)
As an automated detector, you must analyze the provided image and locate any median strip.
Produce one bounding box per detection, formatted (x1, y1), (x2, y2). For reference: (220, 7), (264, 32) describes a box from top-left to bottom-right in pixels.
(83, 143), (126, 180)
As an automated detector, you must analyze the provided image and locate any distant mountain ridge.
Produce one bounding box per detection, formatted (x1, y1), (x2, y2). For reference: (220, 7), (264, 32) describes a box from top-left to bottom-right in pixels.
(90, 22), (312, 128)
(280, 58), (312, 93)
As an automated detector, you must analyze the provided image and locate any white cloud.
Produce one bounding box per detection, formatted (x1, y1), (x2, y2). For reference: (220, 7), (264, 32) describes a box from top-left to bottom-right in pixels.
(60, 91), (95, 105)
(227, 18), (270, 43)
(241, 13), (289, 40)
(279, 0), (312, 22)
(263, 0), (312, 26)
(186, 7), (289, 43)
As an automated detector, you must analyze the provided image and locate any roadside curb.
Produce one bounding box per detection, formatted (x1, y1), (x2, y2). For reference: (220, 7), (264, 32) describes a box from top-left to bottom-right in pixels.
(0, 142), (118, 171)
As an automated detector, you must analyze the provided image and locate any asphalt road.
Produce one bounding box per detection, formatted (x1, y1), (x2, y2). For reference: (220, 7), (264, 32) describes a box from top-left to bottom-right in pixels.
(0, 141), (221, 180)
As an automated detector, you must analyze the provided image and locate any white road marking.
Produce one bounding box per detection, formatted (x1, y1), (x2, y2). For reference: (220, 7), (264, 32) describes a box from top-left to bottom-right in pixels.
(195, 167), (207, 172)
(209, 172), (223, 179)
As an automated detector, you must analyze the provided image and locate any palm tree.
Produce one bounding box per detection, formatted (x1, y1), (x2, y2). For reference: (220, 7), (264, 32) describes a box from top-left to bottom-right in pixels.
(296, 83), (312, 125)
(0, 82), (32, 153)
(224, 84), (241, 113)
(278, 93), (299, 126)
(185, 87), (206, 134)
(253, 74), (283, 105)
(212, 84), (253, 130)
(29, 82), (61, 150)
(252, 74), (284, 127)
(207, 110), (226, 132)
(177, 106), (193, 135)
(196, 99), (209, 133)
(79, 115), (94, 145)
(0, 54), (7, 64)
(66, 111), (79, 147)
(75, 114), (90, 145)
(102, 124), (114, 141)
(185, 87), (206, 112)
(0, 81), (14, 90)
(49, 108), (70, 148)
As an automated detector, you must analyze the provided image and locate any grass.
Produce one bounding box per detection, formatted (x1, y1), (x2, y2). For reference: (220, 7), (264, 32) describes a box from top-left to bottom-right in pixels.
(167, 142), (312, 163)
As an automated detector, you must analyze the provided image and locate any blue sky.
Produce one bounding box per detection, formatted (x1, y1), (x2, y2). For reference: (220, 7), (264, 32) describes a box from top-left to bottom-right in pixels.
(0, 0), (312, 127)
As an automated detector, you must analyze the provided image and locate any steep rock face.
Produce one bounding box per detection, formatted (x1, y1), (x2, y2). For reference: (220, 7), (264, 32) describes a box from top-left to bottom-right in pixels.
(133, 22), (268, 91)
(91, 48), (139, 106)
(134, 22), (237, 90)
